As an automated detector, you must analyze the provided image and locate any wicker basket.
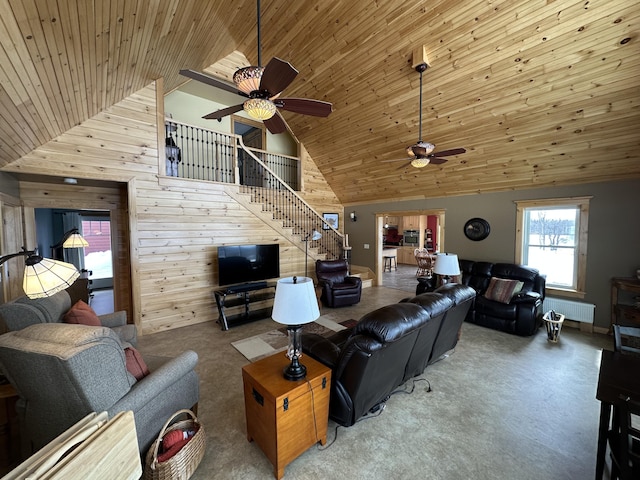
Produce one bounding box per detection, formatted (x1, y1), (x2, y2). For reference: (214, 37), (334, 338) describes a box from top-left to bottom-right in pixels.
(144, 409), (206, 480)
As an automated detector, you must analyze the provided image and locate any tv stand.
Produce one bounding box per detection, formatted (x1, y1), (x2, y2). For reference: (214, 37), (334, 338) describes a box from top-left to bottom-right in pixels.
(214, 281), (276, 330)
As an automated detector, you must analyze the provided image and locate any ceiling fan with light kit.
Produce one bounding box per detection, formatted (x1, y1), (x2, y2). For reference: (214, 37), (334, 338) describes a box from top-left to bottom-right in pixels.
(383, 60), (466, 169)
(179, 0), (332, 135)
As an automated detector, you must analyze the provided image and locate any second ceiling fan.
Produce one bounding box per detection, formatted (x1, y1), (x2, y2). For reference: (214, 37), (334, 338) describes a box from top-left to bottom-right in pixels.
(180, 0), (332, 135)
(384, 62), (466, 168)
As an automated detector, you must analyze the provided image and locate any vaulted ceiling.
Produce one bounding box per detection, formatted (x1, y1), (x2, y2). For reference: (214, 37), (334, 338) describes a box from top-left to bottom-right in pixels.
(1, 0), (638, 204)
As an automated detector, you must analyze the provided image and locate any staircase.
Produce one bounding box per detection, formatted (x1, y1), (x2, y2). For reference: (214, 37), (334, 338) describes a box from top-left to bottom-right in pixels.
(165, 118), (373, 286)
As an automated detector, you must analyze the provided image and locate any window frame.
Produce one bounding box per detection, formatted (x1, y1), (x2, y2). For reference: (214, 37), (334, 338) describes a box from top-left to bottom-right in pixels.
(515, 196), (591, 299)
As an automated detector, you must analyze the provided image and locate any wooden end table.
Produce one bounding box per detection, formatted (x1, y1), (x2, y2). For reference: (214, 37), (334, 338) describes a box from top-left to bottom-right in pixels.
(242, 352), (331, 479)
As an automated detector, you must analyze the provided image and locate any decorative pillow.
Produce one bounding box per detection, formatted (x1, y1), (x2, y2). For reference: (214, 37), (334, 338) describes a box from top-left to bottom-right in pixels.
(124, 346), (150, 380)
(512, 281), (525, 297)
(63, 300), (101, 326)
(484, 277), (520, 304)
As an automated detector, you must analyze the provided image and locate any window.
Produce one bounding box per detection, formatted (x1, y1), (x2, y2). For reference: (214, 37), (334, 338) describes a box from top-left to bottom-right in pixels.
(515, 197), (591, 297)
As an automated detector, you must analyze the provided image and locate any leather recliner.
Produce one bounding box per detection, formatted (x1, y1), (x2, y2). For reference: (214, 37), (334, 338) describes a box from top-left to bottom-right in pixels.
(459, 259), (546, 336)
(302, 302), (440, 426)
(315, 259), (362, 307)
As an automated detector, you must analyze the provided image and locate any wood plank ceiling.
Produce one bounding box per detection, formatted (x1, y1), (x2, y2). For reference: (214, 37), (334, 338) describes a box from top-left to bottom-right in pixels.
(1, 0), (638, 205)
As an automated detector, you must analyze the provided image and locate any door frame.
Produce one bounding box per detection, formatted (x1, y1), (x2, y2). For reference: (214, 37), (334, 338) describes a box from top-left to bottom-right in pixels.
(375, 209), (446, 285)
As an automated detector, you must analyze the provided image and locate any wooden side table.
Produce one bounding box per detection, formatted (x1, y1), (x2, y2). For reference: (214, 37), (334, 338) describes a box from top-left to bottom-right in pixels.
(611, 277), (640, 330)
(242, 352), (331, 479)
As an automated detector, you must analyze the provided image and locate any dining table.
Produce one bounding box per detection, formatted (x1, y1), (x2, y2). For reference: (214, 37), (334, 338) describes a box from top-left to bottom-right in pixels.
(594, 348), (640, 479)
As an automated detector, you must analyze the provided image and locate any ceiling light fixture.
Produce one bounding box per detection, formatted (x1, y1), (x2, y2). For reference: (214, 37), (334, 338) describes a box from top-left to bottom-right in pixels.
(243, 98), (277, 120)
(411, 158), (430, 168)
(233, 66), (264, 95)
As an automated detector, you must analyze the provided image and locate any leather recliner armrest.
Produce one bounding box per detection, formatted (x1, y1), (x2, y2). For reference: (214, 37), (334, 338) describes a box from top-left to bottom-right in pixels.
(511, 291), (541, 304)
(345, 276), (362, 287)
(301, 333), (340, 368)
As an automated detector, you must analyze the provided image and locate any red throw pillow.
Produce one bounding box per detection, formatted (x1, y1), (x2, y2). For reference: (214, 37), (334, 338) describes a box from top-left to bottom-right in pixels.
(63, 300), (101, 326)
(124, 346), (150, 380)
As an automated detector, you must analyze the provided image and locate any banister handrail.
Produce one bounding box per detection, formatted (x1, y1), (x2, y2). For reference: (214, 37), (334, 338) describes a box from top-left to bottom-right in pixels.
(237, 136), (343, 237)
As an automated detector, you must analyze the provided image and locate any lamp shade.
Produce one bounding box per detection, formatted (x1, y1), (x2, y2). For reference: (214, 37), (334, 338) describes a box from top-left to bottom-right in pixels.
(23, 256), (80, 299)
(244, 98), (277, 120)
(62, 233), (89, 248)
(433, 253), (460, 277)
(271, 276), (319, 326)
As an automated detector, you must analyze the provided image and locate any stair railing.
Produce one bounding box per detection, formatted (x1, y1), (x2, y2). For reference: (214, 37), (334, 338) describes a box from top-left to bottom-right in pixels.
(236, 136), (343, 261)
(164, 118), (344, 260)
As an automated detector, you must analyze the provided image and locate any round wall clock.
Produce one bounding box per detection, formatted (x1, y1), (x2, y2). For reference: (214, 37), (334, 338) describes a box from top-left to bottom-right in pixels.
(464, 218), (491, 241)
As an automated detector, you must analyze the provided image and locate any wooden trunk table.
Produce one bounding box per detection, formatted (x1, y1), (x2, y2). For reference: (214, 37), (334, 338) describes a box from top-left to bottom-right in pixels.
(242, 352), (331, 479)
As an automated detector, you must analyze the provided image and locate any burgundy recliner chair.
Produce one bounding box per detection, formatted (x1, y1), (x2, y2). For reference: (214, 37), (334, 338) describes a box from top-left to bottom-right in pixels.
(315, 259), (362, 307)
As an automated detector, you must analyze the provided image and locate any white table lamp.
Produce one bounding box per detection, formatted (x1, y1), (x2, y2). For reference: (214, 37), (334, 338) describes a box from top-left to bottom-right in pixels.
(271, 276), (320, 380)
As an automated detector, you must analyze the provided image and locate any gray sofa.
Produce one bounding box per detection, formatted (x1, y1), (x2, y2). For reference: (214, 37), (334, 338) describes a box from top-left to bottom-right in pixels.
(0, 323), (199, 456)
(0, 290), (136, 345)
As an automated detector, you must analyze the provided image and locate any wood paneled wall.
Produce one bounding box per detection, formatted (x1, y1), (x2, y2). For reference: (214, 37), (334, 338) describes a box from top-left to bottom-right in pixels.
(5, 82), (343, 335)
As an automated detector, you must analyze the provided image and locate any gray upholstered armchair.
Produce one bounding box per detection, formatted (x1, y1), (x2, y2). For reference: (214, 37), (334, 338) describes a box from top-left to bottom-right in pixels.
(0, 323), (199, 456)
(0, 289), (136, 345)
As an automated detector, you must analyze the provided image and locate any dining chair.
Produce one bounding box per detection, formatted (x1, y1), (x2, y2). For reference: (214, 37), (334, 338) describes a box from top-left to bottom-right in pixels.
(613, 323), (640, 355)
(607, 395), (640, 480)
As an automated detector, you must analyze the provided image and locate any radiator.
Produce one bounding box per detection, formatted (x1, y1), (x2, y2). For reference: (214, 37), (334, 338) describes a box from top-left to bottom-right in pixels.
(542, 298), (595, 323)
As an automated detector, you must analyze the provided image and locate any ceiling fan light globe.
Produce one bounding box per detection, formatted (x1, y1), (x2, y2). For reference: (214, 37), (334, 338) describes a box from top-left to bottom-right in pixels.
(244, 98), (277, 120)
(406, 146), (416, 157)
(418, 141), (435, 154)
(233, 66), (264, 95)
(411, 158), (430, 168)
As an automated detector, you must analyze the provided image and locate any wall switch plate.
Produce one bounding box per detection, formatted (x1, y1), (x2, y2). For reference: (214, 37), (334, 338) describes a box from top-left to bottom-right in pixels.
(364, 243), (370, 249)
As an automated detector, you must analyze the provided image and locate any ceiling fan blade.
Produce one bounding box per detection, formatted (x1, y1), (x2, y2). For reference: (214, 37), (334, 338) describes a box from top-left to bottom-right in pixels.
(202, 104), (244, 120)
(275, 98), (333, 117)
(263, 111), (287, 134)
(434, 148), (466, 157)
(260, 57), (298, 96)
(381, 157), (412, 163)
(429, 158), (448, 165)
(179, 69), (248, 97)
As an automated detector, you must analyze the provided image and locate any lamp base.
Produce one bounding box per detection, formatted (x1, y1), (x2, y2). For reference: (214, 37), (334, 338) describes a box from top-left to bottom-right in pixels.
(283, 357), (307, 381)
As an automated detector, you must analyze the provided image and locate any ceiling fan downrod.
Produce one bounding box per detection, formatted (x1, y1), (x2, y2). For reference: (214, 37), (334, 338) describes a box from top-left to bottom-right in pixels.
(416, 62), (428, 143)
(256, 0), (262, 67)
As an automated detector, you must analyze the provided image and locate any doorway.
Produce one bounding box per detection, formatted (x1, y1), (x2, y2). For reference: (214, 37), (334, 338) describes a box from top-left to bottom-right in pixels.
(376, 210), (446, 289)
(35, 208), (114, 313)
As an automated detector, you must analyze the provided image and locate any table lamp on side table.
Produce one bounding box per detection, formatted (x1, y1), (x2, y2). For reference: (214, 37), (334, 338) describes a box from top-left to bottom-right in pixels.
(433, 253), (460, 285)
(271, 276), (320, 381)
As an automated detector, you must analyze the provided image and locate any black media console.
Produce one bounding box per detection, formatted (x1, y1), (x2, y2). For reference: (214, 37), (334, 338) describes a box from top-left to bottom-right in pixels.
(213, 281), (276, 330)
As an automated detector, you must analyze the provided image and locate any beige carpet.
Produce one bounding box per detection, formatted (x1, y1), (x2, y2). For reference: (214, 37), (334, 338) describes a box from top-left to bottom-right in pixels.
(231, 316), (356, 361)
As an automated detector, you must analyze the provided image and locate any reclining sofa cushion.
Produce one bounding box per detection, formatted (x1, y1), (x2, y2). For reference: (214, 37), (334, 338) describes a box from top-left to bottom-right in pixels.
(401, 292), (453, 380)
(429, 284), (477, 364)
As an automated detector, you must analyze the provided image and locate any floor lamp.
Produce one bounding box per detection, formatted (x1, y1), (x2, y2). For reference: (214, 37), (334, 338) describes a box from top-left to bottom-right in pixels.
(0, 248), (80, 299)
(303, 230), (322, 277)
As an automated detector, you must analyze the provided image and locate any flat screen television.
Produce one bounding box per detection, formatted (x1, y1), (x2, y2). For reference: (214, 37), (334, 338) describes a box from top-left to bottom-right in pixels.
(217, 244), (280, 286)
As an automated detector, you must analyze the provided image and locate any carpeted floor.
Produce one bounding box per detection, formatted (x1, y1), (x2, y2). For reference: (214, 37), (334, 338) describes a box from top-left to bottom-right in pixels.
(137, 285), (613, 480)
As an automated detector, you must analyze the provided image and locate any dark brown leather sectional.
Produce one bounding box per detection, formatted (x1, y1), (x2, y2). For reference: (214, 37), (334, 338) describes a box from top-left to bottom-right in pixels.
(302, 284), (476, 427)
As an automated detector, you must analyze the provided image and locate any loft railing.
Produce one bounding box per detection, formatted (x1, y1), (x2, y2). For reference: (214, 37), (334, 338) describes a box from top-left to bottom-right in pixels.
(164, 119), (343, 260)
